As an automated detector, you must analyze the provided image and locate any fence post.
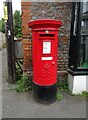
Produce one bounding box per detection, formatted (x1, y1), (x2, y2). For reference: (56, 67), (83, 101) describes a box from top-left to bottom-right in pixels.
(4, 1), (16, 83)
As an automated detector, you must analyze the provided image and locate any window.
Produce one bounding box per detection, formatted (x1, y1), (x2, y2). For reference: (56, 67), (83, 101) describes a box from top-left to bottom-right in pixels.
(78, 2), (88, 69)
(69, 2), (88, 74)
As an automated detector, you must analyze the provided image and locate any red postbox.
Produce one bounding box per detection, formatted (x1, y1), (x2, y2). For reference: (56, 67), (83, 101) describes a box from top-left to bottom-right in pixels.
(28, 19), (62, 103)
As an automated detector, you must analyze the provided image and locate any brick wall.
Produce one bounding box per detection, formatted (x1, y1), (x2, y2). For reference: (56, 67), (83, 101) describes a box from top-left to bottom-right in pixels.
(21, 2), (31, 72)
(21, 2), (71, 76)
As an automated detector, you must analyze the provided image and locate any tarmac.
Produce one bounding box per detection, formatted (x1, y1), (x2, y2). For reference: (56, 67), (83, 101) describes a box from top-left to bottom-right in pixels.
(1, 48), (87, 119)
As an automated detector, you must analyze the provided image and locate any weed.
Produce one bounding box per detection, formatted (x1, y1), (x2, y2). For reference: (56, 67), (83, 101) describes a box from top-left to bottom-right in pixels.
(57, 78), (69, 92)
(15, 73), (32, 92)
(2, 43), (6, 48)
(82, 91), (88, 97)
(57, 92), (63, 101)
(69, 91), (88, 97)
(15, 61), (23, 80)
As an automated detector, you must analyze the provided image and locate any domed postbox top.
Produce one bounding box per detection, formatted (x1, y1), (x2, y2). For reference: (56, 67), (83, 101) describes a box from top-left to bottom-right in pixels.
(28, 19), (62, 30)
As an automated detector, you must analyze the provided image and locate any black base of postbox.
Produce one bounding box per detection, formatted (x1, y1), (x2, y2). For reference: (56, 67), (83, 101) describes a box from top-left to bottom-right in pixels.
(33, 83), (57, 104)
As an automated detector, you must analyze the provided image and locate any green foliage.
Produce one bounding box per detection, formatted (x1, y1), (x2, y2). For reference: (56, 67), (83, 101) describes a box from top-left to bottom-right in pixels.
(57, 79), (69, 92)
(15, 61), (23, 80)
(2, 42), (6, 48)
(16, 70), (22, 82)
(70, 91), (88, 97)
(0, 18), (5, 33)
(13, 10), (22, 38)
(82, 91), (88, 97)
(57, 92), (63, 101)
(15, 73), (32, 92)
(0, 10), (22, 38)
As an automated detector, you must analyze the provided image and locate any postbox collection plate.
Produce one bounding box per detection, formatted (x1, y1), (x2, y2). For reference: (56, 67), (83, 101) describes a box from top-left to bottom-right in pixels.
(43, 41), (51, 54)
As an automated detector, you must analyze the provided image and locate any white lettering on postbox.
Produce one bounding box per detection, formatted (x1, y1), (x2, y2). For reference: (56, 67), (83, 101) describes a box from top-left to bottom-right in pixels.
(42, 57), (53, 60)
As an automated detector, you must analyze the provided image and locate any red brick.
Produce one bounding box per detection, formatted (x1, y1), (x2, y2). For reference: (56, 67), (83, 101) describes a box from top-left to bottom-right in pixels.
(21, 2), (31, 6)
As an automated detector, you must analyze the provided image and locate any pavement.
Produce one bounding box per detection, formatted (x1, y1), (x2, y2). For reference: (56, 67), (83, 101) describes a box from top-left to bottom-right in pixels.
(0, 32), (2, 50)
(1, 48), (87, 119)
(0, 43), (2, 119)
(0, 32), (6, 50)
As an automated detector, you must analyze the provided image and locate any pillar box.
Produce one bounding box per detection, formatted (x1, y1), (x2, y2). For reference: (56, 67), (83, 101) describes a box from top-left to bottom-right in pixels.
(28, 19), (62, 103)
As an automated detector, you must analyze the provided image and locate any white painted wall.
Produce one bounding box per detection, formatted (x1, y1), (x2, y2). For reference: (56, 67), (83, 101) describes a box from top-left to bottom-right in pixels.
(68, 74), (88, 94)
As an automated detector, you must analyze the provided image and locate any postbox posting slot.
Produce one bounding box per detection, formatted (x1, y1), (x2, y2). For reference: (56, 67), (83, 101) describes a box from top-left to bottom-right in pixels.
(39, 34), (55, 37)
(38, 34), (55, 40)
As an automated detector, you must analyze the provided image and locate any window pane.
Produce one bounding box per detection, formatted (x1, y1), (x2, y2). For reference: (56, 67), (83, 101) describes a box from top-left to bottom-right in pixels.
(79, 36), (88, 69)
(78, 2), (88, 69)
